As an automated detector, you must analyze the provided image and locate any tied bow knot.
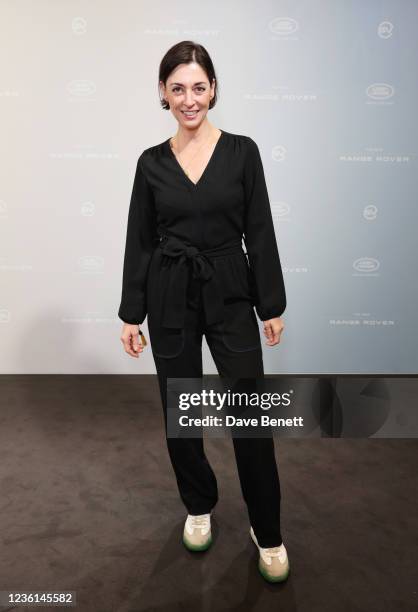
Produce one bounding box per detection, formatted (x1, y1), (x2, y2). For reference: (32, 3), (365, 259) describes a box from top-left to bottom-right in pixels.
(157, 235), (243, 330)
(162, 240), (214, 282)
(185, 245), (197, 259)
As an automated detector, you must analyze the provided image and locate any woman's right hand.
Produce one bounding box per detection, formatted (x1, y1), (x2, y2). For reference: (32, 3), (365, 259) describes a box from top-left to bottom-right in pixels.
(120, 323), (145, 358)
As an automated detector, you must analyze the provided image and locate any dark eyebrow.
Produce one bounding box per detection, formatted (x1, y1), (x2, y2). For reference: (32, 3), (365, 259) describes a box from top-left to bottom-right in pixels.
(170, 82), (207, 86)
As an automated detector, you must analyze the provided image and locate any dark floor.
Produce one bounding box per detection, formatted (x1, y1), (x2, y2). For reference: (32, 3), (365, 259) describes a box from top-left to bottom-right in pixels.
(0, 375), (417, 612)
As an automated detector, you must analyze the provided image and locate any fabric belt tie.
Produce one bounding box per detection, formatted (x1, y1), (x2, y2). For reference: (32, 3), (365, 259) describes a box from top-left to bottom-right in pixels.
(158, 235), (244, 329)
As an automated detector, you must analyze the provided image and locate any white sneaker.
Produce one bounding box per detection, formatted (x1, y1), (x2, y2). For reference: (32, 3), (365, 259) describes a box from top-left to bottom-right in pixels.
(182, 513), (212, 551)
(250, 526), (290, 582)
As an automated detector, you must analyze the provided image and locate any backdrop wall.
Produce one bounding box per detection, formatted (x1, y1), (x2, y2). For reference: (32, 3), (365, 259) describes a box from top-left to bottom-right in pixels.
(1, 0), (417, 374)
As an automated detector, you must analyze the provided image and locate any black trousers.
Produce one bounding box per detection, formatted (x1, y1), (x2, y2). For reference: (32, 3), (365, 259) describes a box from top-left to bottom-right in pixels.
(150, 276), (283, 548)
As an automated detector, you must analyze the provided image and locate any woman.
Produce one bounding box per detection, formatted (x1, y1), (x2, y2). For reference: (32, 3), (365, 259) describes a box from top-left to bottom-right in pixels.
(118, 41), (289, 583)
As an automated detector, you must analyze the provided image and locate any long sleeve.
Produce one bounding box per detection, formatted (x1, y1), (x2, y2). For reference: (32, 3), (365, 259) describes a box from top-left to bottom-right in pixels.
(243, 137), (286, 321)
(118, 155), (158, 325)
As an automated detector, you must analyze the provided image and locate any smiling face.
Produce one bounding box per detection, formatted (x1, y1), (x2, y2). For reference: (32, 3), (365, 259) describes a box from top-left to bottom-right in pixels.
(160, 62), (215, 130)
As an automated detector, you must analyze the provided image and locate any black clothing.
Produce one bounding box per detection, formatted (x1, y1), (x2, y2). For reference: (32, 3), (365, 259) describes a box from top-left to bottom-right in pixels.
(154, 275), (282, 548)
(117, 129), (286, 547)
(118, 130), (286, 348)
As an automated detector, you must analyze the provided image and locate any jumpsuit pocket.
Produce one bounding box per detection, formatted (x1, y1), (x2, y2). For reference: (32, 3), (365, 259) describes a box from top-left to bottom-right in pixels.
(148, 323), (185, 359)
(221, 298), (262, 352)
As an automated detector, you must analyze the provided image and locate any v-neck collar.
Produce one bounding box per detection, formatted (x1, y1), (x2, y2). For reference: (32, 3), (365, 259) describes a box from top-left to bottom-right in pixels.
(166, 129), (225, 189)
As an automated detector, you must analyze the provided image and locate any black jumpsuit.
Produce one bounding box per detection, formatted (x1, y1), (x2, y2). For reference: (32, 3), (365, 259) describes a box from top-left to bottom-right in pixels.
(118, 129), (287, 547)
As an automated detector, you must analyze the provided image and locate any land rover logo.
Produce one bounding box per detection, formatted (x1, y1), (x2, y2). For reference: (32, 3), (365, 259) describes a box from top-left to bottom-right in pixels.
(268, 18), (299, 36)
(67, 80), (96, 97)
(366, 83), (394, 100)
(0, 309), (10, 323)
(353, 258), (380, 273)
(272, 202), (290, 217)
(78, 256), (104, 272)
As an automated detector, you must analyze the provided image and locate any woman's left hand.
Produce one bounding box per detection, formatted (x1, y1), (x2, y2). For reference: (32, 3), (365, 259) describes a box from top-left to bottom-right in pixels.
(262, 317), (285, 346)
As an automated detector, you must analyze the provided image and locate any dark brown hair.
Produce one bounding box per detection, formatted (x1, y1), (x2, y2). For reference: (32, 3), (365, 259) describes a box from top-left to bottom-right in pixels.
(158, 40), (219, 110)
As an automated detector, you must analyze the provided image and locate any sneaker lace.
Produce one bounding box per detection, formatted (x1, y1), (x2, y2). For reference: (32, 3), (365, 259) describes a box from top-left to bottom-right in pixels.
(190, 515), (209, 528)
(264, 546), (281, 557)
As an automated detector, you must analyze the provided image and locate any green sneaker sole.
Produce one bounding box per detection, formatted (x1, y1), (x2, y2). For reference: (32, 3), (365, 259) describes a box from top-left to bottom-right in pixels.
(182, 533), (212, 552)
(258, 561), (290, 583)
